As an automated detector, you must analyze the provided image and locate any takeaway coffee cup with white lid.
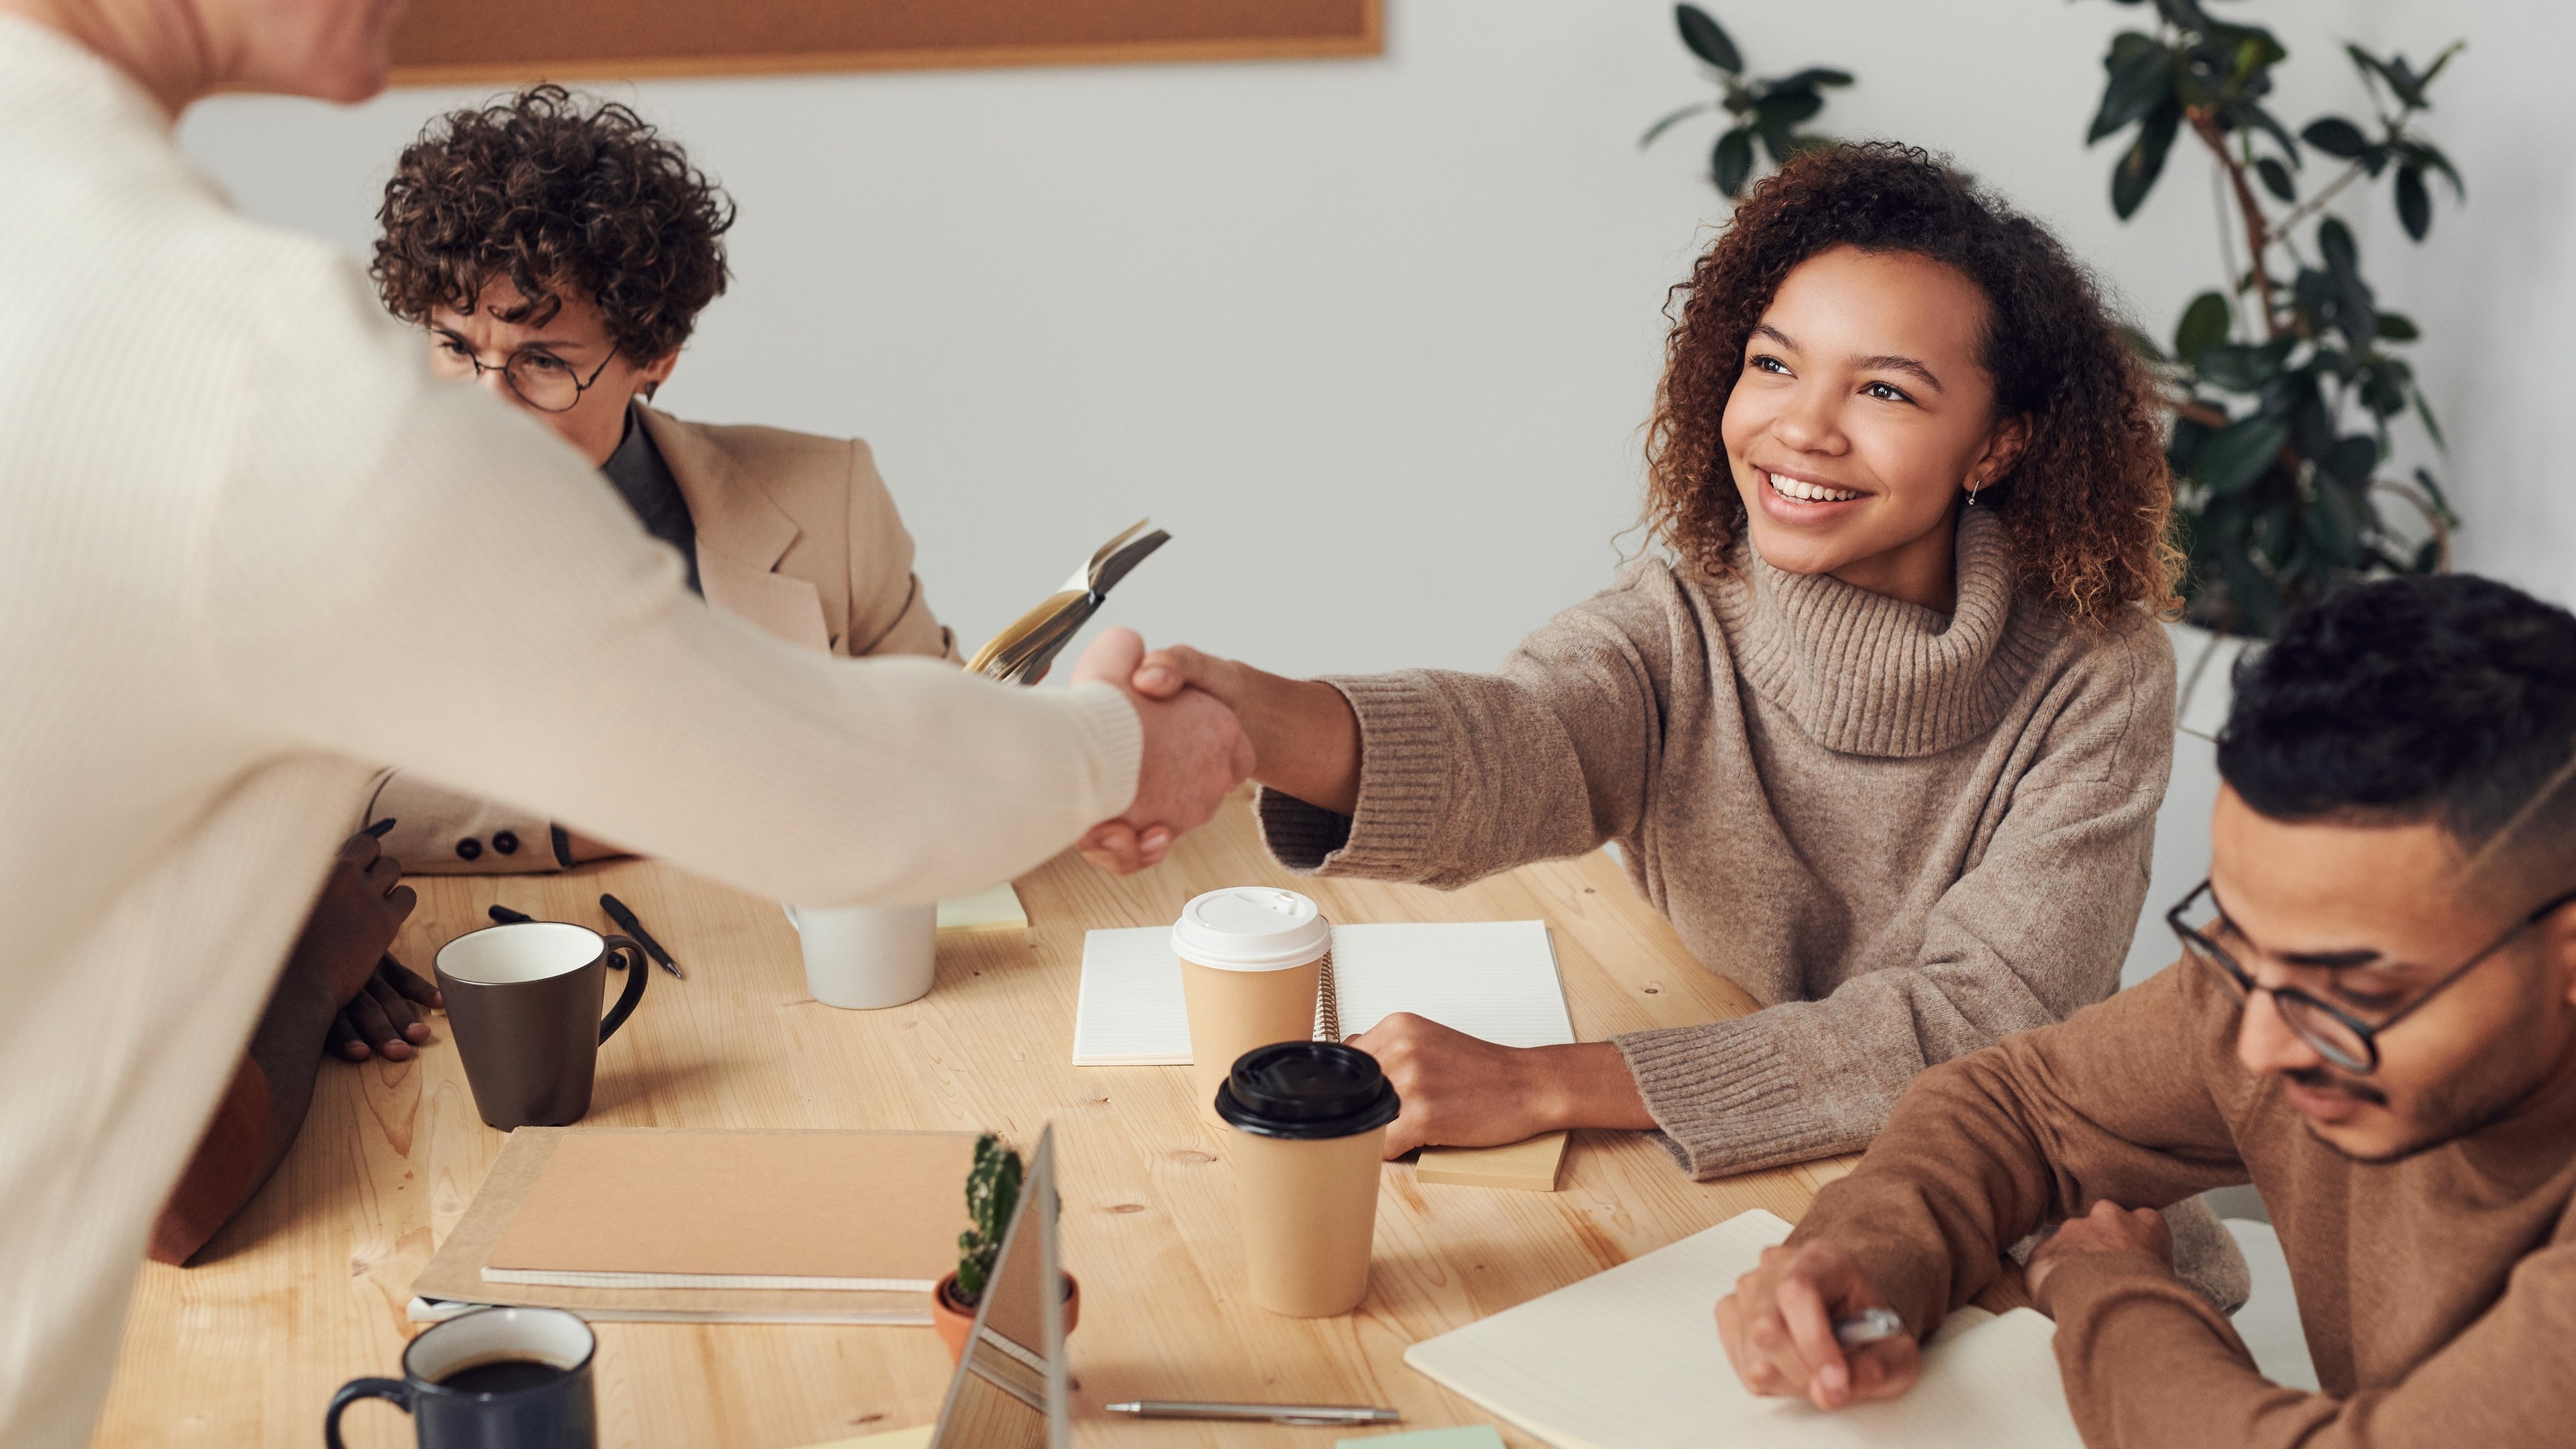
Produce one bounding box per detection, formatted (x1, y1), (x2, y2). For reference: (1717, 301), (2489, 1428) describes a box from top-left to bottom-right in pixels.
(1216, 1040), (1401, 1316)
(1171, 887), (1332, 1124)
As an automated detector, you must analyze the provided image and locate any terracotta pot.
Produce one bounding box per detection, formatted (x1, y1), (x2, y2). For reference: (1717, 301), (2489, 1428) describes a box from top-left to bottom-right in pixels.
(930, 1271), (1080, 1365)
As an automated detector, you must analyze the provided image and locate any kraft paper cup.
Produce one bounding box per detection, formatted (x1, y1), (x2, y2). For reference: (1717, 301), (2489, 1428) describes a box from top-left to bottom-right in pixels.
(1216, 1040), (1401, 1317)
(1171, 888), (1332, 1124)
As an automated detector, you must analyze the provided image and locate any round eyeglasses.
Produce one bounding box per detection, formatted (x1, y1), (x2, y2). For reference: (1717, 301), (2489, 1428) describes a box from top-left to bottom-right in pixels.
(427, 333), (617, 414)
(2166, 877), (2576, 1074)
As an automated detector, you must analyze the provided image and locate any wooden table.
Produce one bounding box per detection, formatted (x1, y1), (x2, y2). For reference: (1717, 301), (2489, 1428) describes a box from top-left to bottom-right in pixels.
(92, 795), (1864, 1448)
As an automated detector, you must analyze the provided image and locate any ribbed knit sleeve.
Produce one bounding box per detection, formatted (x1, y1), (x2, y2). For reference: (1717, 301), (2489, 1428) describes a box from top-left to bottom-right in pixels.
(1256, 568), (1687, 888)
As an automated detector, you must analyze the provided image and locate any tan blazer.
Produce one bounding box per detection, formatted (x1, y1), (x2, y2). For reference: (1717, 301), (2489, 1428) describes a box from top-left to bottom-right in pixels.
(370, 409), (957, 872)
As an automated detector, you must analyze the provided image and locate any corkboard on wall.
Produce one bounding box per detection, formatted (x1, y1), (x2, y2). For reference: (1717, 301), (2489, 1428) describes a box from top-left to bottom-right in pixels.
(388, 0), (1383, 87)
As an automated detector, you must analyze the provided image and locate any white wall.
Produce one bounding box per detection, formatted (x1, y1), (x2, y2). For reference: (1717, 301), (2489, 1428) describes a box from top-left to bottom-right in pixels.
(180, 0), (2576, 675)
(180, 1), (2576, 964)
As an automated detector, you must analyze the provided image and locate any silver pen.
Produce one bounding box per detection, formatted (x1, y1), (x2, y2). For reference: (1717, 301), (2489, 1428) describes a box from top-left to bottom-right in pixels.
(1104, 1400), (1401, 1426)
(1833, 1306), (1907, 1347)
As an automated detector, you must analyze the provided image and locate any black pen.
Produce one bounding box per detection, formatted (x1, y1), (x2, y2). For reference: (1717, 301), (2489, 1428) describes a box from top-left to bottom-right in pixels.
(599, 893), (684, 979)
(487, 904), (535, 926)
(362, 816), (398, 839)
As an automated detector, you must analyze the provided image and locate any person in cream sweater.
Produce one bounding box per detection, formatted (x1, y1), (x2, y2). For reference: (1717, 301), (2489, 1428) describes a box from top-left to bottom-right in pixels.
(0, 6), (1246, 1448)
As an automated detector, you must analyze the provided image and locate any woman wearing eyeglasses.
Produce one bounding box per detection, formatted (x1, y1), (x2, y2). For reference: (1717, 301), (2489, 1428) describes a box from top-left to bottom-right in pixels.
(360, 86), (959, 888)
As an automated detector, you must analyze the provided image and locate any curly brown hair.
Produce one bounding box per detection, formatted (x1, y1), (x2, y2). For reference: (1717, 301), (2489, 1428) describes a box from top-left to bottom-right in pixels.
(1645, 142), (2180, 623)
(371, 85), (735, 362)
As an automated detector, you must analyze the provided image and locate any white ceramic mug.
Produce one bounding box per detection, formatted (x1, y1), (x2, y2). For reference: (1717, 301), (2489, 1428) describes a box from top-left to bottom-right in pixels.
(783, 902), (938, 1009)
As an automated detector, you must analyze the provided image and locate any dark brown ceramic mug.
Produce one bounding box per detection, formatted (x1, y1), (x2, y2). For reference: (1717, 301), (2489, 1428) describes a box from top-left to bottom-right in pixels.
(434, 922), (648, 1130)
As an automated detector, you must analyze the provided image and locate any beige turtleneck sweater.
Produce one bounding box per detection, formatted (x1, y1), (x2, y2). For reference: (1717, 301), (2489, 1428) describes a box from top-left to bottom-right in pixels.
(1258, 508), (2175, 1175)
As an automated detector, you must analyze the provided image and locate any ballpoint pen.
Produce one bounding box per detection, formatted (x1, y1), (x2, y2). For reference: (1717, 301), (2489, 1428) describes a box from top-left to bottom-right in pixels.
(362, 816), (397, 838)
(487, 904), (535, 926)
(1103, 1401), (1399, 1426)
(1834, 1306), (1907, 1347)
(599, 892), (684, 978)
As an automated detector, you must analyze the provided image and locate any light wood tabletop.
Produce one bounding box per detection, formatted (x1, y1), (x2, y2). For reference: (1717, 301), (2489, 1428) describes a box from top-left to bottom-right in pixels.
(91, 794), (1870, 1448)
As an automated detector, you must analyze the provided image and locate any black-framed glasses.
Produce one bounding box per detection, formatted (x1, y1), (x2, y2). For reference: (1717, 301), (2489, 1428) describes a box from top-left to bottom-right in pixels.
(2167, 877), (2576, 1074)
(427, 333), (617, 414)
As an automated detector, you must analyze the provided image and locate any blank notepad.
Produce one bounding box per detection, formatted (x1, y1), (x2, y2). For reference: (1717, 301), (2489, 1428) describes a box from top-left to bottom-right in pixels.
(1073, 920), (1574, 1064)
(1404, 1210), (2084, 1449)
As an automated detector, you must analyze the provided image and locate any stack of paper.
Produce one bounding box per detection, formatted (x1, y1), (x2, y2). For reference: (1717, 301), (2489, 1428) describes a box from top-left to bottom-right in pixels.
(1403, 1210), (2084, 1449)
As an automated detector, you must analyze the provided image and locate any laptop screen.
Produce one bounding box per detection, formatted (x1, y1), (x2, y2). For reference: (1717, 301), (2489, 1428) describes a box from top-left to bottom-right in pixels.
(929, 1127), (1069, 1449)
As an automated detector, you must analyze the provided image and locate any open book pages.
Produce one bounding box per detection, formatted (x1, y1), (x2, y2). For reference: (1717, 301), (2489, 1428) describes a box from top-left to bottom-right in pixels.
(1403, 1210), (2083, 1449)
(1071, 920), (1575, 1065)
(965, 518), (1170, 684)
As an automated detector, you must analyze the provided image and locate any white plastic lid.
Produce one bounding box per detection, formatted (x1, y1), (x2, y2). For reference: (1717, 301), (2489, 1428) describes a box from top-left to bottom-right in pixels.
(1170, 887), (1331, 971)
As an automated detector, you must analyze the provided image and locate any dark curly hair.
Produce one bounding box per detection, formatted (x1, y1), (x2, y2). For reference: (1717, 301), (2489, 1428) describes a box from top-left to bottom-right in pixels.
(2220, 575), (2576, 851)
(371, 85), (735, 362)
(1645, 142), (2180, 625)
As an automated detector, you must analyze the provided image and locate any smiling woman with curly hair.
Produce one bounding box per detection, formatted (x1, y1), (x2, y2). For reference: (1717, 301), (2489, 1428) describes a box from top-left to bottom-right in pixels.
(360, 87), (961, 887)
(1103, 141), (2242, 1307)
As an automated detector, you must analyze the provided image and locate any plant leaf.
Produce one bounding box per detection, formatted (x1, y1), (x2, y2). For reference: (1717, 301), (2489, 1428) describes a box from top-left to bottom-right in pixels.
(2235, 101), (2302, 166)
(1675, 5), (1742, 73)
(2112, 98), (2183, 219)
(2395, 164), (2432, 239)
(2197, 415), (2290, 495)
(1638, 101), (1717, 150)
(2322, 433), (2379, 488)
(2398, 140), (2466, 198)
(2413, 390), (2447, 451)
(1753, 88), (1826, 127)
(2316, 216), (2376, 350)
(2174, 290), (2233, 362)
(1768, 67), (1854, 90)
(2346, 43), (2425, 108)
(2300, 116), (2371, 159)
(2196, 342), (2277, 392)
(1713, 125), (1756, 197)
(2090, 36), (2176, 144)
(2374, 311), (2419, 341)
(2255, 156), (2296, 201)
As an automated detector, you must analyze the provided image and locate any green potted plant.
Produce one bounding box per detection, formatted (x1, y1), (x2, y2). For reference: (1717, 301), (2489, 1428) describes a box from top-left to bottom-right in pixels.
(2083, 0), (2463, 637)
(929, 1134), (1078, 1362)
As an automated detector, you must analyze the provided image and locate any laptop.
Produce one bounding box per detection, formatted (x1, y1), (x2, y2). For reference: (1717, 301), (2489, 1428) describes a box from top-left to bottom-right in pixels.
(926, 1126), (1070, 1449)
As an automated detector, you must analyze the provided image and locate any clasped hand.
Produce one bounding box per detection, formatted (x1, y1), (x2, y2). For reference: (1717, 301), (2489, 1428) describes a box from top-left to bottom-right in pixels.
(1071, 628), (1256, 873)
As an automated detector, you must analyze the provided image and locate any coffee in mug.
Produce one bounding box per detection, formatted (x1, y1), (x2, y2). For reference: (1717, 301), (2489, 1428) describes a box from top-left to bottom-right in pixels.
(435, 922), (648, 1130)
(1216, 1040), (1400, 1317)
(1171, 888), (1331, 1124)
(325, 1305), (596, 1449)
(783, 901), (937, 1009)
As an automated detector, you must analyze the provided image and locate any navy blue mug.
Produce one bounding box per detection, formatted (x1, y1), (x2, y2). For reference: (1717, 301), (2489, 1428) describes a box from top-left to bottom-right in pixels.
(325, 1306), (596, 1448)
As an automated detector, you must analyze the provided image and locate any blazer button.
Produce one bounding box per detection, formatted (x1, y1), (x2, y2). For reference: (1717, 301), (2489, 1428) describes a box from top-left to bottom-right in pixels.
(493, 830), (520, 855)
(455, 837), (483, 861)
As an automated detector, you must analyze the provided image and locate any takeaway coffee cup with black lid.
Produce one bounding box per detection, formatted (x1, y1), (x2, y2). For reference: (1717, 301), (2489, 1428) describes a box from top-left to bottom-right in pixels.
(1172, 887), (1332, 1125)
(1216, 1040), (1401, 1317)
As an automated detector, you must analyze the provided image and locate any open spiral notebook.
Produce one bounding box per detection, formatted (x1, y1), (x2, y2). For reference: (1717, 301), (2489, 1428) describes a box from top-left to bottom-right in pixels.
(1072, 920), (1576, 1064)
(1404, 1209), (2084, 1449)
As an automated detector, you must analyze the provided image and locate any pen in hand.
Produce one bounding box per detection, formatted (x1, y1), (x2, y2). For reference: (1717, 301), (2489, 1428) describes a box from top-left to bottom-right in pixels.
(362, 816), (397, 839)
(1833, 1306), (1907, 1347)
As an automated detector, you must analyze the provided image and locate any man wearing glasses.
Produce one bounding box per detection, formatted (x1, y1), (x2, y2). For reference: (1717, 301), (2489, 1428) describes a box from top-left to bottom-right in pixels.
(1716, 573), (2576, 1446)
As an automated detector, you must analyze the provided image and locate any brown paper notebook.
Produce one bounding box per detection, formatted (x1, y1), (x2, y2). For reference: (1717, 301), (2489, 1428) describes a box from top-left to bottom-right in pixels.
(409, 1128), (973, 1324)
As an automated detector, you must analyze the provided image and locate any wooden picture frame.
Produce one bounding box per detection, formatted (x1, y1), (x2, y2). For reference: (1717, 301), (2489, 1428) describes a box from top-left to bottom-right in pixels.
(388, 0), (1384, 87)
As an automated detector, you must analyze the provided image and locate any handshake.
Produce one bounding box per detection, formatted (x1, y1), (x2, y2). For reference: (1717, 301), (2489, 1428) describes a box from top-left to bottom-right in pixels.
(1064, 626), (1262, 875)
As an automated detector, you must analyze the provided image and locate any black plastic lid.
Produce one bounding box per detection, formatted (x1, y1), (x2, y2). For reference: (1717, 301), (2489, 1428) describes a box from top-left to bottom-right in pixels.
(1212, 1041), (1401, 1140)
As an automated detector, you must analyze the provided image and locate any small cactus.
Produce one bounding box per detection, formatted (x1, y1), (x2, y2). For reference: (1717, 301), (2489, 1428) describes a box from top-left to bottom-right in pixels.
(952, 1134), (1023, 1307)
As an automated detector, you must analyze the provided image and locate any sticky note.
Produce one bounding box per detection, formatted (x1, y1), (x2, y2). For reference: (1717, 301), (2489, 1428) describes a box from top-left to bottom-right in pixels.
(1336, 1427), (1506, 1448)
(1417, 1132), (1567, 1191)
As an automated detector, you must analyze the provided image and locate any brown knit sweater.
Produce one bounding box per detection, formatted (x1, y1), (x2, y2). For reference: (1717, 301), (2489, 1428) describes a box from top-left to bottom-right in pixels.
(1794, 957), (2576, 1448)
(1260, 508), (2175, 1175)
